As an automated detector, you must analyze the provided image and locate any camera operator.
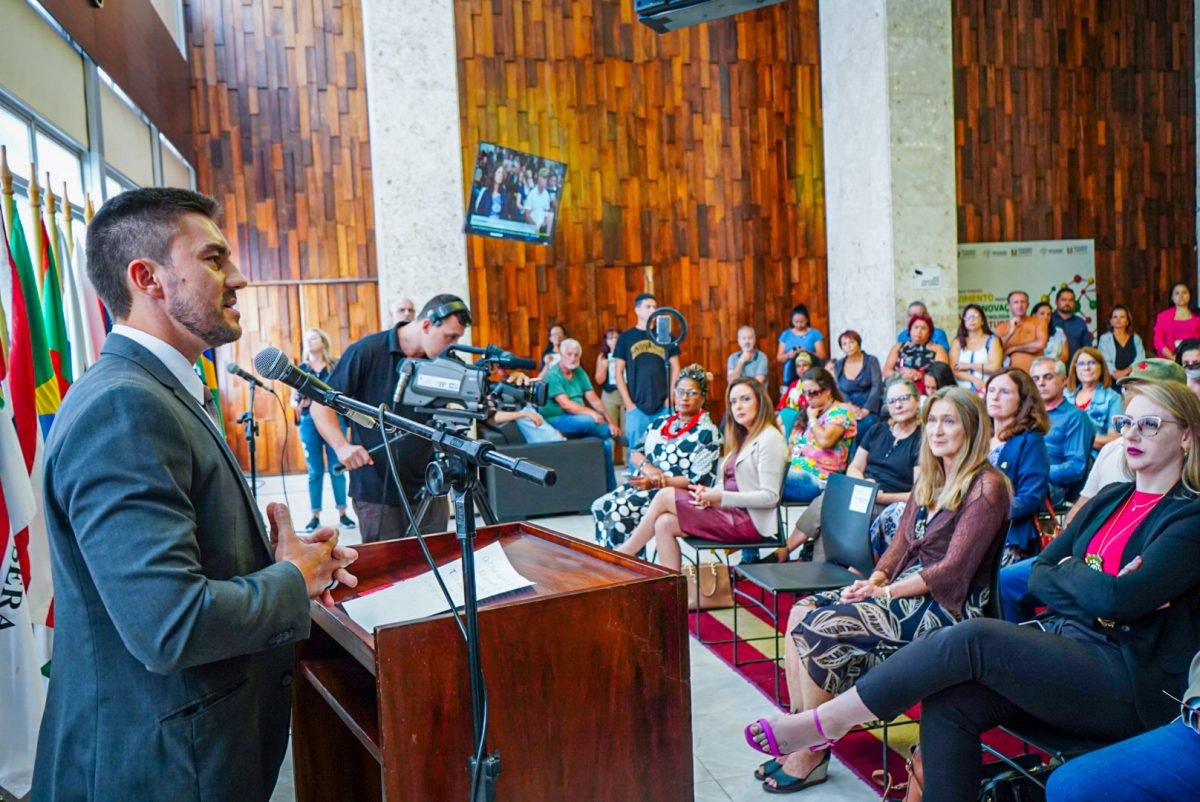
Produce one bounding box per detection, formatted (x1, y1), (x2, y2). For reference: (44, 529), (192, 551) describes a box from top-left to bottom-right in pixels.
(311, 294), (471, 542)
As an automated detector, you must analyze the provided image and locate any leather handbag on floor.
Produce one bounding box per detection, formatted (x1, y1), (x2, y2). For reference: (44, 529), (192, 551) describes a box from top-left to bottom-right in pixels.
(685, 561), (733, 610)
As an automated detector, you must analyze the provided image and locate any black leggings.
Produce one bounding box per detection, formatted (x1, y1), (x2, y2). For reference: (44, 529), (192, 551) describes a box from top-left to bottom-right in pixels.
(854, 618), (1146, 802)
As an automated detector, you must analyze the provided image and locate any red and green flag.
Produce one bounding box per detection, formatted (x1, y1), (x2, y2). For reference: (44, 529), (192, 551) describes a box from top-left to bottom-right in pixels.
(38, 219), (71, 395)
(6, 207), (58, 444)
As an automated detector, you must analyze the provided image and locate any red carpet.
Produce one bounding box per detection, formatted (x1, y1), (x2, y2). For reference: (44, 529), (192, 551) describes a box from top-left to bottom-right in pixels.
(689, 589), (1038, 797)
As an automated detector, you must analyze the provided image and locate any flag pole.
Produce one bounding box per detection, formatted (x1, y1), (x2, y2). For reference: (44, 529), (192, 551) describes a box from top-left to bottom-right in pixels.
(61, 184), (74, 260)
(84, 195), (95, 225)
(0, 146), (12, 241)
(28, 168), (42, 295)
(44, 174), (63, 285)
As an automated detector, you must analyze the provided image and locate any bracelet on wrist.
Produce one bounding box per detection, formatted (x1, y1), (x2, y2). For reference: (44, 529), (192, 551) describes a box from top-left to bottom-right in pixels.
(883, 584), (893, 605)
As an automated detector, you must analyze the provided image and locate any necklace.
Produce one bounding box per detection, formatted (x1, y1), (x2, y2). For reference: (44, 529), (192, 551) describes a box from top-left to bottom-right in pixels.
(1084, 492), (1162, 571)
(660, 411), (702, 440)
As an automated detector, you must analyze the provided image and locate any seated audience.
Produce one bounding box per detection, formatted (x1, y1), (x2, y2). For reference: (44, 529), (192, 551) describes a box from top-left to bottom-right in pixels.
(1050, 287), (1093, 364)
(540, 338), (619, 491)
(1032, 301), (1068, 369)
(984, 368), (1051, 565)
(778, 304), (828, 385)
(1097, 304), (1145, 379)
(1065, 346), (1121, 450)
(994, 290), (1048, 372)
(884, 314), (950, 382)
(1153, 282), (1200, 359)
(615, 378), (787, 569)
(591, 365), (721, 550)
(832, 330), (883, 437)
(782, 378), (921, 563)
(921, 361), (956, 399)
(776, 350), (818, 437)
(593, 327), (624, 462)
(782, 368), (857, 504)
(1030, 356), (1092, 503)
(491, 404), (564, 444)
(745, 380), (1200, 802)
(1176, 338), (1200, 400)
(1046, 646), (1200, 800)
(896, 300), (951, 352)
(727, 325), (769, 384)
(537, 322), (566, 379)
(753, 387), (1010, 793)
(949, 303), (1003, 392)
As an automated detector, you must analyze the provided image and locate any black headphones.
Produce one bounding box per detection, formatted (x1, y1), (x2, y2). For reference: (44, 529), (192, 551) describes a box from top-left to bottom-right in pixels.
(424, 299), (472, 327)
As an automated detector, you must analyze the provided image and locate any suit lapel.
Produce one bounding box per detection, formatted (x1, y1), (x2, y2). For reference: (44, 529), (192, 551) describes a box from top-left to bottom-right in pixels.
(103, 336), (274, 559)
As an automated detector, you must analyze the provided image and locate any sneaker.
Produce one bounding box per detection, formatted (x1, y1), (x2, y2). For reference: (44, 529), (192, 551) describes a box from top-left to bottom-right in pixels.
(302, 516), (320, 533)
(338, 514), (356, 529)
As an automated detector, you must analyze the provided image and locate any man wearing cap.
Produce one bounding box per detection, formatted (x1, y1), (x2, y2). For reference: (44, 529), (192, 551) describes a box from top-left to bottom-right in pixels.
(311, 294), (471, 542)
(1000, 358), (1187, 621)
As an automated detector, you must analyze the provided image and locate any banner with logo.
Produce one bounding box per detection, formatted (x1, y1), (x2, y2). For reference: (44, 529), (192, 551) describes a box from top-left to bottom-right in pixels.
(957, 239), (1097, 339)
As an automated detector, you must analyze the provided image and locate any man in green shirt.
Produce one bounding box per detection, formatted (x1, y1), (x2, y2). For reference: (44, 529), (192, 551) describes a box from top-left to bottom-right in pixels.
(541, 338), (619, 491)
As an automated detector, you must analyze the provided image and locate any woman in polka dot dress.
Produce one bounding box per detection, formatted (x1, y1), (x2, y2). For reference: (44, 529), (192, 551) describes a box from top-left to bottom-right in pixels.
(592, 364), (722, 549)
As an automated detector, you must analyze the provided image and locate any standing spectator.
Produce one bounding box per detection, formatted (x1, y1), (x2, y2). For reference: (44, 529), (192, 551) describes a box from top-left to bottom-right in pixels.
(994, 290), (1049, 372)
(782, 368), (858, 504)
(884, 314), (950, 382)
(594, 327), (624, 463)
(1097, 304), (1145, 379)
(1049, 287), (1093, 363)
(614, 293), (681, 453)
(984, 369), (1050, 564)
(1153, 282), (1200, 359)
(388, 296), (416, 325)
(1032, 301), (1067, 368)
(1066, 346), (1122, 450)
(1029, 356), (1092, 504)
(292, 328), (353, 532)
(776, 350), (818, 438)
(832, 330), (883, 437)
(777, 304), (827, 385)
(541, 338), (619, 491)
(727, 325), (769, 384)
(896, 300), (951, 352)
(1177, 338), (1200, 399)
(949, 304), (1003, 392)
(537, 322), (566, 379)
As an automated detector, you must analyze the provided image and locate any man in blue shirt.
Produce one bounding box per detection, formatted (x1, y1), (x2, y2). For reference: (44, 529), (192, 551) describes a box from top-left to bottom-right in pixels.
(896, 300), (951, 352)
(1031, 355), (1092, 503)
(1049, 287), (1093, 364)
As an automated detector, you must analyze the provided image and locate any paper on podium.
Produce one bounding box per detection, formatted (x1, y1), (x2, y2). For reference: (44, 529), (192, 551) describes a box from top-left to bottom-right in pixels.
(341, 541), (535, 631)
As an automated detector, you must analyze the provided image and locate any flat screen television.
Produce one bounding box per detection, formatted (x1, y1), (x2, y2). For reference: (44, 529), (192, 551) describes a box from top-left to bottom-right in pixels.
(464, 142), (567, 244)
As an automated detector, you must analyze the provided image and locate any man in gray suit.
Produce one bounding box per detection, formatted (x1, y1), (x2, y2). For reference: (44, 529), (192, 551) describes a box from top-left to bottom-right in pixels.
(32, 188), (358, 801)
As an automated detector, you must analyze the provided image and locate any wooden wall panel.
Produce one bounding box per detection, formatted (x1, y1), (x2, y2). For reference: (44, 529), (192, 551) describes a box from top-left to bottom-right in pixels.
(186, 0), (378, 473)
(953, 0), (1195, 345)
(455, 0), (826, 413)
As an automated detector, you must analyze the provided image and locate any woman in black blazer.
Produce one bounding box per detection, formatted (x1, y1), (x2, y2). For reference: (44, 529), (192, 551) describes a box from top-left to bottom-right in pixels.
(985, 368), (1051, 563)
(744, 378), (1200, 802)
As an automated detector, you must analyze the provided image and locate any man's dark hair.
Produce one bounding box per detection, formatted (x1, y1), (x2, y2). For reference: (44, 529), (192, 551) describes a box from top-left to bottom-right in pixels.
(1175, 338), (1200, 365)
(634, 292), (656, 308)
(86, 188), (221, 320)
(1056, 287), (1075, 302)
(419, 294), (472, 327)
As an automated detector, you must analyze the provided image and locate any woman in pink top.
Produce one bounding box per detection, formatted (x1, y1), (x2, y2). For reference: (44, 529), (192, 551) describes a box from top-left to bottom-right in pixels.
(1152, 282), (1200, 359)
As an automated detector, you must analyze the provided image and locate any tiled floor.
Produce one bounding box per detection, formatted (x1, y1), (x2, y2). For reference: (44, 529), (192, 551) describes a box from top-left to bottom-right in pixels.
(260, 472), (875, 801)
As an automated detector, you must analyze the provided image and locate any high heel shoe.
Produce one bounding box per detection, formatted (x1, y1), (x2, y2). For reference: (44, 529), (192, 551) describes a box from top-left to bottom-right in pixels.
(762, 749), (831, 795)
(744, 708), (837, 759)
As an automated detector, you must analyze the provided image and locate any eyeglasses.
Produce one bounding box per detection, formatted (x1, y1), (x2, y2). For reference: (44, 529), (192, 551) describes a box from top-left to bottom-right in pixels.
(673, 388), (702, 398)
(1075, 360), (1098, 369)
(802, 388), (827, 399)
(1112, 415), (1185, 437)
(887, 394), (916, 406)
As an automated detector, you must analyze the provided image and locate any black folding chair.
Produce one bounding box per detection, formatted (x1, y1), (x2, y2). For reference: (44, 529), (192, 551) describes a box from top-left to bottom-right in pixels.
(731, 473), (880, 704)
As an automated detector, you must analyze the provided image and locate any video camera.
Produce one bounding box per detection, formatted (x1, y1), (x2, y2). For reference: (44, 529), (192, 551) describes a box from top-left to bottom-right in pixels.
(395, 344), (548, 427)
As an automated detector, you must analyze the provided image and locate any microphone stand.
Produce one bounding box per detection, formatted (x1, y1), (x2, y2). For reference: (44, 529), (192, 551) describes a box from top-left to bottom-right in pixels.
(237, 381), (260, 499)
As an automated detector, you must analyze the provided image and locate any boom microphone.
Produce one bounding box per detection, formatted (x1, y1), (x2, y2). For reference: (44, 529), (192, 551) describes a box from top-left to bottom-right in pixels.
(253, 347), (378, 429)
(226, 361), (268, 389)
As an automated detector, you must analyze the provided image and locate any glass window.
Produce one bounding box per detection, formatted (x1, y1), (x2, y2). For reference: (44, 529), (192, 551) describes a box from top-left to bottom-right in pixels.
(0, 103), (32, 183)
(104, 171), (133, 200)
(35, 131), (85, 208)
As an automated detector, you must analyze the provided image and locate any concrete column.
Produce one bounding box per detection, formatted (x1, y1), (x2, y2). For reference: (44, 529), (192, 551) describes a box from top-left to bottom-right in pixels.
(360, 0), (470, 327)
(820, 0), (958, 358)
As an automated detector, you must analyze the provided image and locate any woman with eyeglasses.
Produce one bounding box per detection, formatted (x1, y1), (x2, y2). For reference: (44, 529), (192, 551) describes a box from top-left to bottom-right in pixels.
(776, 350), (819, 437)
(1066, 346), (1122, 451)
(949, 304), (1003, 393)
(985, 368), (1051, 565)
(614, 378), (786, 569)
(745, 379), (1200, 802)
(781, 368), (858, 504)
(591, 365), (722, 550)
(1097, 304), (1145, 380)
(753, 387), (1009, 792)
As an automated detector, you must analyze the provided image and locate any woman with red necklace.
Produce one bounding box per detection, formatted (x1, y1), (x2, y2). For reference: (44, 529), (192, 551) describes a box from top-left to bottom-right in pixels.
(591, 364), (722, 550)
(615, 377), (788, 570)
(745, 379), (1200, 801)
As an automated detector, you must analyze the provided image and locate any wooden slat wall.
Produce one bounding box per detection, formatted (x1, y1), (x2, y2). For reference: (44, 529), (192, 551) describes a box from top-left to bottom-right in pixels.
(953, 0), (1195, 343)
(454, 0), (826, 413)
(185, 0), (379, 473)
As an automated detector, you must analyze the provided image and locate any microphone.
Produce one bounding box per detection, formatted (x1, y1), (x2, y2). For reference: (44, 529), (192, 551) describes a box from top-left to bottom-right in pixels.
(253, 347), (378, 429)
(393, 360), (413, 407)
(226, 362), (268, 389)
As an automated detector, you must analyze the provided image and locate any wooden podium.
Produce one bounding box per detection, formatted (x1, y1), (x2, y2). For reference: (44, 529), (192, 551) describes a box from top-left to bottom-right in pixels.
(291, 522), (694, 801)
